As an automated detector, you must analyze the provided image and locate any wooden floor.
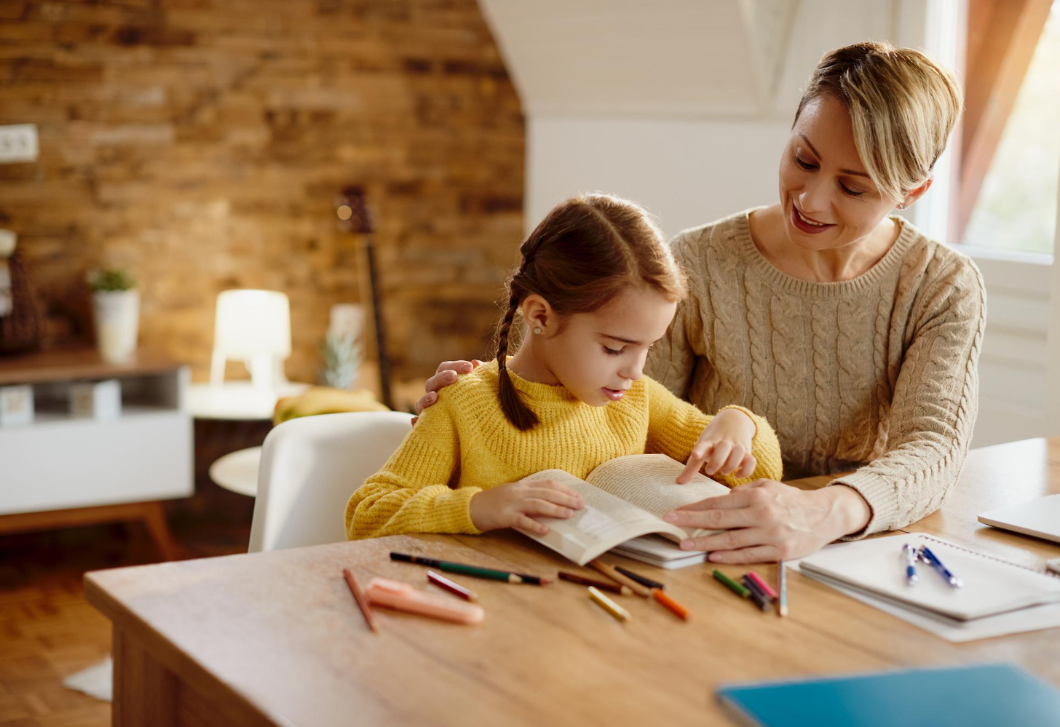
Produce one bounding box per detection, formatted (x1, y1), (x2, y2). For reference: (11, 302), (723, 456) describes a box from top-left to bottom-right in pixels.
(0, 420), (263, 727)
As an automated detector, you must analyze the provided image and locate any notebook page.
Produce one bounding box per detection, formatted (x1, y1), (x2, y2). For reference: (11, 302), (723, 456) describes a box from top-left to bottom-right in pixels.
(799, 533), (1060, 621)
(514, 469), (688, 565)
(584, 454), (731, 537)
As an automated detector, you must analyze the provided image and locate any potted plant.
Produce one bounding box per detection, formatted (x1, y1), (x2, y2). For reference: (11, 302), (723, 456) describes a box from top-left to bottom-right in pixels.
(87, 268), (139, 363)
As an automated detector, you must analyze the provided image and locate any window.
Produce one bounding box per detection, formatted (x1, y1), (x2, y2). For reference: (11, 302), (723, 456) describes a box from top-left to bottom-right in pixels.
(961, 0), (1059, 254)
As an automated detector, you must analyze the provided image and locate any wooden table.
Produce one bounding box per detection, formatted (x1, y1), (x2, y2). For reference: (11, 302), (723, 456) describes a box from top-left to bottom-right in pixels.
(85, 438), (1060, 727)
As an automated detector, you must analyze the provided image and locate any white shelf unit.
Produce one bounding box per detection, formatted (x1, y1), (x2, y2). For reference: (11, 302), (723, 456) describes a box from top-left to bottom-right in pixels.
(0, 350), (193, 525)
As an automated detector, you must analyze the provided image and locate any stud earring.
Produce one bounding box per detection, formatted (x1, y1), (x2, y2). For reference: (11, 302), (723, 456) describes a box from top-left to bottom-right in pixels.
(897, 203), (905, 210)
(533, 327), (542, 335)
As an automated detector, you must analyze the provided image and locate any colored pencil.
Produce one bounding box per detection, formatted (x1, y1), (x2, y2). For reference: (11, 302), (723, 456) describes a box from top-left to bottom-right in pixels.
(426, 571), (479, 601)
(742, 574), (772, 605)
(342, 568), (379, 632)
(713, 569), (751, 598)
(778, 560), (788, 617)
(389, 552), (551, 585)
(589, 559), (651, 598)
(558, 571), (632, 596)
(746, 571), (778, 600)
(588, 586), (631, 622)
(745, 581), (773, 612)
(615, 565), (665, 590)
(651, 588), (689, 620)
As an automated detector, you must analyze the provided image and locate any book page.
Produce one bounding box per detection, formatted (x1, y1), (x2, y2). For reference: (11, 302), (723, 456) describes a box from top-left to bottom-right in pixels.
(514, 469), (689, 566)
(585, 454), (732, 538)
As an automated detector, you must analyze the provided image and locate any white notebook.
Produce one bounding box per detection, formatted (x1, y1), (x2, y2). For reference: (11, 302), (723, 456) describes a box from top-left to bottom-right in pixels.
(799, 533), (1060, 622)
(979, 494), (1060, 545)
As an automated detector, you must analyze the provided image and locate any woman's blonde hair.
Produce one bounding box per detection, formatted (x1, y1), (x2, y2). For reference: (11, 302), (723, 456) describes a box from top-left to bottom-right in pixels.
(796, 41), (963, 202)
(494, 194), (686, 431)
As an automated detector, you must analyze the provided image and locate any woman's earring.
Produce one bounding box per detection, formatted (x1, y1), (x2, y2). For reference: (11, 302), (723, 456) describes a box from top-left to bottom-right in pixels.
(897, 203), (905, 210)
(533, 327), (542, 335)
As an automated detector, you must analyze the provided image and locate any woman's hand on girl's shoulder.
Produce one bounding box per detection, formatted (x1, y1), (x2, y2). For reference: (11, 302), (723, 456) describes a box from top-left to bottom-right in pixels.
(411, 359), (483, 425)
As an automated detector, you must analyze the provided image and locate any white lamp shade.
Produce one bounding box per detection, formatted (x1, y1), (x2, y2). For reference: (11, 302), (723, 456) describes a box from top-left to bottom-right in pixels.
(213, 290), (292, 359)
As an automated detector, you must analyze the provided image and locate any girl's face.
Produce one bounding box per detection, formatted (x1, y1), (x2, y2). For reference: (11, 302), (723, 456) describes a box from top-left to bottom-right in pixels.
(778, 93), (902, 251)
(531, 286), (677, 407)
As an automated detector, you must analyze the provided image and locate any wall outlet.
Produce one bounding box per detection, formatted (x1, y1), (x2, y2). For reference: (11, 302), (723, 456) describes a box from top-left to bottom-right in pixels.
(0, 124), (39, 163)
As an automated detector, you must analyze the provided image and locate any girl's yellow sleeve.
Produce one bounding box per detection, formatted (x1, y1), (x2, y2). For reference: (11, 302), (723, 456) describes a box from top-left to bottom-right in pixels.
(643, 377), (783, 486)
(343, 398), (484, 540)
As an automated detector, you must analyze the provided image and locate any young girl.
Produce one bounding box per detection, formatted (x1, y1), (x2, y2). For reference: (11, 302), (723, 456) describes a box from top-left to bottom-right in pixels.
(345, 194), (782, 541)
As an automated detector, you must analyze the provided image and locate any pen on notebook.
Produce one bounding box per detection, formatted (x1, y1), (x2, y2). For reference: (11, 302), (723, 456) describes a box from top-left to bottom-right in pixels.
(902, 543), (919, 586)
(389, 552), (551, 585)
(713, 569), (751, 599)
(778, 561), (788, 617)
(558, 571), (632, 596)
(919, 545), (963, 588)
(652, 588), (689, 620)
(615, 565), (665, 590)
(588, 586), (631, 623)
(589, 560), (651, 598)
(426, 571), (479, 601)
(342, 569), (379, 632)
(746, 571), (777, 600)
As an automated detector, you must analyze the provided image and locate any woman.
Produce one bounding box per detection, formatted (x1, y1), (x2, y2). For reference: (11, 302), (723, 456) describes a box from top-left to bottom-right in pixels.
(415, 41), (986, 564)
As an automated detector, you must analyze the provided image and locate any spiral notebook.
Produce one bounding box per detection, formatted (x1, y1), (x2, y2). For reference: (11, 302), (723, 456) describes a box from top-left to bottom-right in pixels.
(798, 533), (1060, 622)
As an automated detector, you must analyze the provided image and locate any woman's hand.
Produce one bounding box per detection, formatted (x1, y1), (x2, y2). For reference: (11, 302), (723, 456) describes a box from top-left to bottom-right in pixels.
(412, 360), (481, 424)
(661, 481), (872, 563)
(469, 478), (585, 535)
(677, 408), (757, 483)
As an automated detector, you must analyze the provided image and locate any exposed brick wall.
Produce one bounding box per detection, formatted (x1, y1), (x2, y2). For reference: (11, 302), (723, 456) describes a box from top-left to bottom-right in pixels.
(0, 0), (525, 395)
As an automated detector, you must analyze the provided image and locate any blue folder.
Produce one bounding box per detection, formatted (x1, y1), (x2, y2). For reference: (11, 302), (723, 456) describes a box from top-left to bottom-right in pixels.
(716, 663), (1060, 727)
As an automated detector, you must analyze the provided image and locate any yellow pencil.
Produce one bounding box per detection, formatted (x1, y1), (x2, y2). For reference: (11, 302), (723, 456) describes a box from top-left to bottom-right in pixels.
(588, 586), (632, 622)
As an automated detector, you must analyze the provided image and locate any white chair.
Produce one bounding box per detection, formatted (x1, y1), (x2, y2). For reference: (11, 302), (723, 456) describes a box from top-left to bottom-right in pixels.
(248, 410), (413, 552)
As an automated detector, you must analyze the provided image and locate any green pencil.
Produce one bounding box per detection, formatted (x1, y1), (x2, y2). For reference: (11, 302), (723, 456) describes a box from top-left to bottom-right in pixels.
(713, 569), (751, 598)
(389, 552), (551, 585)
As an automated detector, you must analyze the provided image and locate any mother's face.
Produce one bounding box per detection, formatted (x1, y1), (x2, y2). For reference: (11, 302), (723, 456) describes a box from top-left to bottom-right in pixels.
(778, 93), (904, 252)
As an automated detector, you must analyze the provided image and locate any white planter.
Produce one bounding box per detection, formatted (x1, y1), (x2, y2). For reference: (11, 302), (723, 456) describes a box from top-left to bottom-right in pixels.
(92, 290), (140, 363)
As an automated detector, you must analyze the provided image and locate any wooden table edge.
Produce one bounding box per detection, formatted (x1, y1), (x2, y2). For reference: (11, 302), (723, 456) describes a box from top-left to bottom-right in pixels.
(84, 570), (286, 727)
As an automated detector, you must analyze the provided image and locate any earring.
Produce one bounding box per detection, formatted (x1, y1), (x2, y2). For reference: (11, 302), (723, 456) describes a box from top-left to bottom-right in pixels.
(533, 327), (542, 335)
(897, 203), (905, 210)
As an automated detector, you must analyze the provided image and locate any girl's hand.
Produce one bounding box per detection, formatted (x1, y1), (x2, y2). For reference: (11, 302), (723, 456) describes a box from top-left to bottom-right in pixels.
(469, 478), (584, 535)
(677, 408), (757, 483)
(412, 360), (482, 424)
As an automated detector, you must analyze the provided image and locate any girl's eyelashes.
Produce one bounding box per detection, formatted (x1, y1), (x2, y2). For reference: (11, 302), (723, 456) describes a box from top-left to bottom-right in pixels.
(603, 346), (625, 357)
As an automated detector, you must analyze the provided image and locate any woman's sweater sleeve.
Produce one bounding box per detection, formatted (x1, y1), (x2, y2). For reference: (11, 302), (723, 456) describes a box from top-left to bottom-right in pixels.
(829, 258), (987, 538)
(343, 398), (483, 540)
(643, 377), (783, 486)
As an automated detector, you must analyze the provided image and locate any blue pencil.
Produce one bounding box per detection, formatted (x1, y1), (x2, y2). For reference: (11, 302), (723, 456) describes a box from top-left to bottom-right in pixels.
(778, 561), (788, 617)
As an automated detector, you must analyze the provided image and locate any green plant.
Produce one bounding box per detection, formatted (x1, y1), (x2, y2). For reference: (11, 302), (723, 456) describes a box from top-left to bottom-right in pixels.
(320, 332), (363, 389)
(86, 268), (136, 293)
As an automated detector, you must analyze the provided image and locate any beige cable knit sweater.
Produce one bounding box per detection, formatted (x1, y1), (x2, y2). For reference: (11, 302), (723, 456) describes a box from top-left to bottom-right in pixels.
(646, 209), (987, 538)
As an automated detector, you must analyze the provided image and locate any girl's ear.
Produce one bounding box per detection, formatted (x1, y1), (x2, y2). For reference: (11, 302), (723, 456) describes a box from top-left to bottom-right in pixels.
(520, 294), (556, 336)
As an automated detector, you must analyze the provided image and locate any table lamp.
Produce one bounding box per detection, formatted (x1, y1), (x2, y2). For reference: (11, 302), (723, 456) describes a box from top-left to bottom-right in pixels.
(210, 289), (292, 392)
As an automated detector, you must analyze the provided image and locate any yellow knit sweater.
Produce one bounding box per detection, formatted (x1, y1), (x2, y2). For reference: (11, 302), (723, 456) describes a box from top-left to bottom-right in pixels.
(344, 360), (783, 540)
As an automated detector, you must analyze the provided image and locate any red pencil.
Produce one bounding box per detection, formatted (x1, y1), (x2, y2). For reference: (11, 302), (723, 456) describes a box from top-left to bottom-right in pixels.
(343, 568), (379, 632)
(427, 570), (479, 601)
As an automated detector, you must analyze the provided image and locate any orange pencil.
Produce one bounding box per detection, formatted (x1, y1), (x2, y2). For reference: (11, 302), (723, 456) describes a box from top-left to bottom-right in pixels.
(652, 588), (689, 620)
(343, 568), (379, 632)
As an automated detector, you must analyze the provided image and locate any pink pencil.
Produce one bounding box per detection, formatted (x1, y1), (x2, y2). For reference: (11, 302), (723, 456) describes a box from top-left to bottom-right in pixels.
(747, 571), (778, 600)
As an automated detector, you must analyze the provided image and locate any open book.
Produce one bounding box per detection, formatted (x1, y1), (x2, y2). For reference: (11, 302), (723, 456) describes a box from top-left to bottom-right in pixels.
(516, 454), (730, 566)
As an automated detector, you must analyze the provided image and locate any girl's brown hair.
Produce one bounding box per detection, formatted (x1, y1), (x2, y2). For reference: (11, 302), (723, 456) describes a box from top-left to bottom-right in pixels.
(494, 194), (686, 431)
